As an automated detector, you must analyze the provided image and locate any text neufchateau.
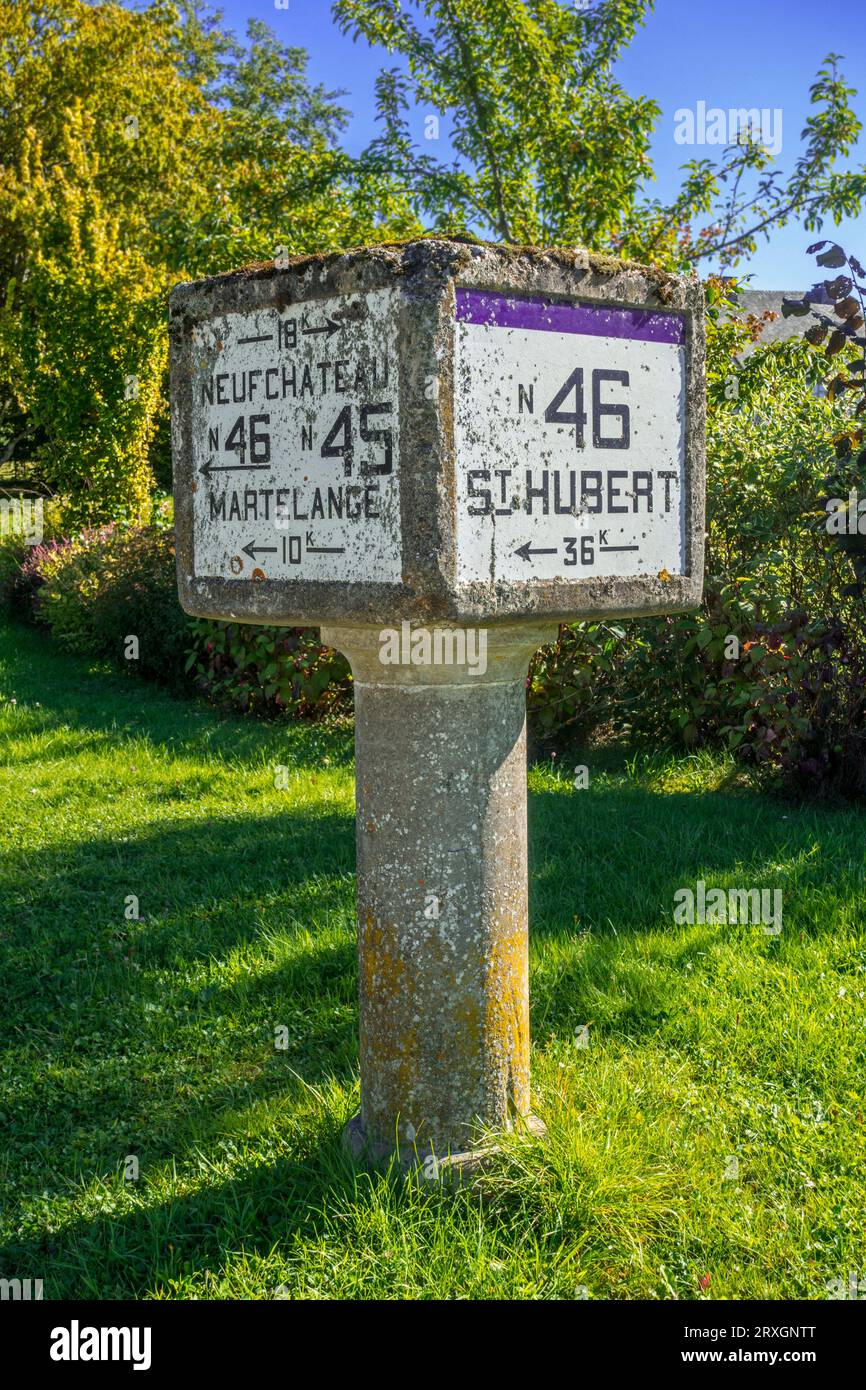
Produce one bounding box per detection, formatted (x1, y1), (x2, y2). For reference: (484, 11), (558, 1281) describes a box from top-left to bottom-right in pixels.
(199, 352), (389, 407)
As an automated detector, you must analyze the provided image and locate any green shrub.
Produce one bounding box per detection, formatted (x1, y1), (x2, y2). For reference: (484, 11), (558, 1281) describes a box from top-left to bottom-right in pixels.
(0, 531), (24, 602)
(0, 496), (64, 603)
(187, 620), (351, 720)
(33, 528), (113, 654)
(82, 524), (189, 686)
(9, 519), (351, 718)
(27, 524), (190, 686)
(528, 284), (866, 798)
(710, 614), (866, 799)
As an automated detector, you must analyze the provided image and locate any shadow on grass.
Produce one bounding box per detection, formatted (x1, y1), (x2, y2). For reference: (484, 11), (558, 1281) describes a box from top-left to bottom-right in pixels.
(4, 1134), (365, 1299)
(0, 615), (354, 772)
(2, 614), (864, 1294)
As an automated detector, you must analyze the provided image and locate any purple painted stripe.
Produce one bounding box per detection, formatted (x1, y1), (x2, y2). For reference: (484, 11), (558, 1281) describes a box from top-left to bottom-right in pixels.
(455, 288), (685, 345)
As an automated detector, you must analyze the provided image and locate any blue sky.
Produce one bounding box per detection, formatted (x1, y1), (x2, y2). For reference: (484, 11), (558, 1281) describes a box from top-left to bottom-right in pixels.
(187, 0), (866, 288)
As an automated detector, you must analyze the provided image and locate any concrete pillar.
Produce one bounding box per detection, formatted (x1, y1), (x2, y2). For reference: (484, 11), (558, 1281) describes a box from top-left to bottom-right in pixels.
(320, 620), (557, 1165)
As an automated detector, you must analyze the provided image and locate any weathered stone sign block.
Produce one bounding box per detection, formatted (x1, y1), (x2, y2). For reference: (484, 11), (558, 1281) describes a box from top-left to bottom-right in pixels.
(170, 239), (705, 628)
(170, 239), (706, 1170)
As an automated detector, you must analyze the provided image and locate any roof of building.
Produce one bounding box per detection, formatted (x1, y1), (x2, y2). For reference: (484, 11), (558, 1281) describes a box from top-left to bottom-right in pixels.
(729, 288), (826, 347)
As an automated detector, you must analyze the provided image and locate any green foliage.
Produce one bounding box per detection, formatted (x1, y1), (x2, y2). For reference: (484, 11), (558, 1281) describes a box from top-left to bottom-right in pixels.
(3, 615), (866, 1299)
(333, 6), (866, 273)
(0, 0), (203, 500)
(0, 0), (418, 522)
(28, 523), (191, 684)
(782, 239), (866, 595)
(336, 6), (866, 272)
(624, 54), (866, 270)
(0, 107), (169, 525)
(30, 530), (113, 655)
(705, 338), (843, 620)
(335, 0), (658, 246)
(0, 532), (26, 601)
(8, 519), (351, 718)
(716, 617), (866, 800)
(157, 12), (420, 278)
(187, 619), (351, 719)
(530, 282), (866, 797)
(0, 0), (206, 284)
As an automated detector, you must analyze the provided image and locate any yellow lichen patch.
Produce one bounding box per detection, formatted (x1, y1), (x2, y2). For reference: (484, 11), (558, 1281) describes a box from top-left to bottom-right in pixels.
(484, 919), (530, 1108)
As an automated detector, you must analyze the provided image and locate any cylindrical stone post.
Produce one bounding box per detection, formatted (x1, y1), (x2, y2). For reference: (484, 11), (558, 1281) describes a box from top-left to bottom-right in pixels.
(320, 620), (557, 1164)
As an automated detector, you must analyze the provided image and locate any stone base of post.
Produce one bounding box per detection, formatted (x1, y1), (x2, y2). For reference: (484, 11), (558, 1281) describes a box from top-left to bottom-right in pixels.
(320, 619), (557, 1170)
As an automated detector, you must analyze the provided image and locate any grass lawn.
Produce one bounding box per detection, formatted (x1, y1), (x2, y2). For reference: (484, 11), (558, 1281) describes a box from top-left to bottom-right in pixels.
(1, 611), (865, 1301)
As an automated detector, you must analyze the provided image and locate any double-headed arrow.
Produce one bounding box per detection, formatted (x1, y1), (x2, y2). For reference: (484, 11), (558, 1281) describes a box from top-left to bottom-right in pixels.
(240, 534), (346, 562)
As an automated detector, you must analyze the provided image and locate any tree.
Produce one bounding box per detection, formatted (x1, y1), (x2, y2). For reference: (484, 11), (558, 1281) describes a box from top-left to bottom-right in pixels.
(0, 106), (169, 523)
(335, 0), (658, 247)
(626, 54), (866, 271)
(335, 1), (866, 271)
(0, 0), (203, 486)
(0, 0), (418, 517)
(158, 15), (420, 279)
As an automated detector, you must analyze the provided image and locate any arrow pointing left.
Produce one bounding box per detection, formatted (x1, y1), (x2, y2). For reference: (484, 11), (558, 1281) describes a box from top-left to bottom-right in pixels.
(515, 541), (558, 563)
(200, 457), (270, 477)
(241, 541), (278, 561)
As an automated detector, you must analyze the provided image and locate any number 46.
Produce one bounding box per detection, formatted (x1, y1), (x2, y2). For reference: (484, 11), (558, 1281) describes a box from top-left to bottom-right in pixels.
(544, 368), (630, 449)
(224, 413), (270, 463)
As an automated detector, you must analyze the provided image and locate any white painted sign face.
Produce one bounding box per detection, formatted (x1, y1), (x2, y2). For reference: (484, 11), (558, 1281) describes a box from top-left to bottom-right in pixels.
(453, 290), (687, 583)
(190, 288), (401, 583)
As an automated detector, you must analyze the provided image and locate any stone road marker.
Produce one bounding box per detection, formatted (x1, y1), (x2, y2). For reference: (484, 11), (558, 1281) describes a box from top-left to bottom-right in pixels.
(170, 239), (705, 1171)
